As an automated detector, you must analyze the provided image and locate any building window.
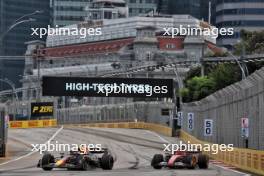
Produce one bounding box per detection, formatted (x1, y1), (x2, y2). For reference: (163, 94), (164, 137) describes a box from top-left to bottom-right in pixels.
(146, 52), (151, 60)
(161, 109), (170, 116)
(166, 43), (176, 49)
(130, 0), (137, 3)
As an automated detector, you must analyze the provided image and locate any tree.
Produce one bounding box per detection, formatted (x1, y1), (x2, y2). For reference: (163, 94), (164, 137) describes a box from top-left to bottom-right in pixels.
(236, 30), (264, 54)
(180, 30), (264, 102)
(181, 76), (216, 102)
(181, 64), (241, 102)
(209, 63), (241, 90)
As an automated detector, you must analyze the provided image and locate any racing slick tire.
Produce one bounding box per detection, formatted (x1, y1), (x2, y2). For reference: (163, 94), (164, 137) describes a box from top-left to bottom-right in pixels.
(198, 154), (209, 169)
(151, 154), (164, 169)
(101, 154), (114, 170)
(183, 155), (197, 169)
(81, 159), (89, 171)
(41, 153), (55, 171)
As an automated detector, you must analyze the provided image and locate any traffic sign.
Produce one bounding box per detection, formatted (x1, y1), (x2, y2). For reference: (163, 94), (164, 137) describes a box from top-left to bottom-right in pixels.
(177, 112), (183, 126)
(241, 128), (249, 138)
(241, 118), (249, 138)
(187, 113), (194, 131)
(204, 119), (213, 136)
(241, 118), (249, 128)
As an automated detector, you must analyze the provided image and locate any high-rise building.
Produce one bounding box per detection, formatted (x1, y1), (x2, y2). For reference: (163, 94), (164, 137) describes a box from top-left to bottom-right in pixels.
(125, 0), (157, 17)
(0, 57), (24, 90)
(0, 0), (50, 90)
(157, 0), (210, 22)
(52, 0), (158, 27)
(215, 0), (264, 49)
(52, 0), (92, 27)
(0, 0), (50, 56)
(85, 0), (128, 20)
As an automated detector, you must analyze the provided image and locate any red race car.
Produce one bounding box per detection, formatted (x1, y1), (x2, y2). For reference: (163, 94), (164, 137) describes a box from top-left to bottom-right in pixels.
(151, 151), (209, 169)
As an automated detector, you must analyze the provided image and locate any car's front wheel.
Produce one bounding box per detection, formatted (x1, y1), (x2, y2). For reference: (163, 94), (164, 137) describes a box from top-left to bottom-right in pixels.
(101, 154), (114, 170)
(81, 159), (89, 171)
(151, 154), (164, 169)
(41, 153), (55, 171)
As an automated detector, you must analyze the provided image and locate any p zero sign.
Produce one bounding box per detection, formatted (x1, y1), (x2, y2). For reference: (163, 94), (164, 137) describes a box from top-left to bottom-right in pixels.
(31, 102), (54, 118)
(42, 76), (173, 98)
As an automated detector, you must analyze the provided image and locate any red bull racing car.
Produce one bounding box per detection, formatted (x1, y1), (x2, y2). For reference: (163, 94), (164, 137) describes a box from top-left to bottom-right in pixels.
(151, 151), (209, 169)
(37, 147), (114, 171)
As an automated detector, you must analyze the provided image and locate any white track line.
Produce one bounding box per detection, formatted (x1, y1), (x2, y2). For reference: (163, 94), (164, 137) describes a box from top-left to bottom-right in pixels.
(212, 163), (251, 176)
(146, 130), (170, 143)
(0, 126), (63, 166)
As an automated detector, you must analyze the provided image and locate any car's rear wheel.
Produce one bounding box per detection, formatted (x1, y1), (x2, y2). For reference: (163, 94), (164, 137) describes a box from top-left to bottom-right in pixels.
(101, 154), (114, 170)
(198, 154), (209, 169)
(81, 159), (89, 171)
(151, 154), (163, 169)
(41, 153), (55, 171)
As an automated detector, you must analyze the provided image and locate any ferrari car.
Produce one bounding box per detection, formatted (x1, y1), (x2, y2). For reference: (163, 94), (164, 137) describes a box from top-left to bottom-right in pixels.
(151, 151), (209, 169)
(37, 147), (114, 171)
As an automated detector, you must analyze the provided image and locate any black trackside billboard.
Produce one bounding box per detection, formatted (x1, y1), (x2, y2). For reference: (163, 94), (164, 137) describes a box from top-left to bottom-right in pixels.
(42, 76), (174, 98)
(31, 102), (54, 118)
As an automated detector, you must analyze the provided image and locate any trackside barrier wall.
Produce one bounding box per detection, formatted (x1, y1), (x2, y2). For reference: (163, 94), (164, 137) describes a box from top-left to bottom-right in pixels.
(8, 120), (172, 136)
(65, 122), (172, 137)
(180, 130), (264, 175)
(57, 102), (174, 127)
(9, 119), (57, 129)
(181, 67), (264, 150)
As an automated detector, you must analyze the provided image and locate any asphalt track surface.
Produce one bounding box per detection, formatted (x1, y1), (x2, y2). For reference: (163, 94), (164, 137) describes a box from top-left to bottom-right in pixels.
(0, 127), (251, 176)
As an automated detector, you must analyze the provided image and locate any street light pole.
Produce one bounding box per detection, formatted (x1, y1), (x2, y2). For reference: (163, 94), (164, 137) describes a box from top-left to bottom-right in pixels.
(159, 55), (184, 132)
(0, 78), (18, 120)
(0, 10), (42, 54)
(13, 10), (43, 24)
(0, 18), (36, 56)
(228, 52), (247, 79)
(0, 18), (36, 41)
(0, 79), (18, 101)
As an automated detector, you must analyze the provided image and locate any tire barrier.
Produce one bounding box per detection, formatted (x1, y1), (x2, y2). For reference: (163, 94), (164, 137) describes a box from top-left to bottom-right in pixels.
(9, 119), (57, 129)
(65, 122), (172, 137)
(180, 130), (264, 175)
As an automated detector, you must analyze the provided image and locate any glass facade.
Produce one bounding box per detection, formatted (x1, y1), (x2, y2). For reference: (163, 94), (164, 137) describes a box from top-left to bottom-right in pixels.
(215, 0), (264, 48)
(53, 0), (158, 27)
(0, 57), (24, 90)
(52, 0), (92, 27)
(125, 0), (157, 17)
(0, 0), (50, 89)
(0, 0), (50, 56)
(158, 0), (210, 21)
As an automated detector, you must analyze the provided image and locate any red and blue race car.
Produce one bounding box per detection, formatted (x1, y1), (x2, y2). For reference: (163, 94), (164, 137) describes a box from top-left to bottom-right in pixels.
(151, 151), (209, 169)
